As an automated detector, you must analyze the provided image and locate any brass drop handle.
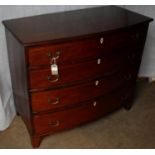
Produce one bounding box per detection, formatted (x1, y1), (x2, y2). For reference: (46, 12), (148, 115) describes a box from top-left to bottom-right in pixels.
(47, 75), (59, 83)
(47, 50), (61, 59)
(48, 120), (60, 127)
(47, 50), (61, 58)
(130, 33), (140, 41)
(48, 97), (60, 105)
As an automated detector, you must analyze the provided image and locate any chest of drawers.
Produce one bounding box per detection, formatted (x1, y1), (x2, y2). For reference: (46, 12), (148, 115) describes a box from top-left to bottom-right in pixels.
(3, 6), (153, 148)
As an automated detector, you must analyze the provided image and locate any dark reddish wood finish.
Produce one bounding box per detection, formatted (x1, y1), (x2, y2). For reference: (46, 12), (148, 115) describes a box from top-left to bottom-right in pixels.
(31, 136), (42, 148)
(31, 71), (130, 113)
(2, 6), (152, 46)
(27, 25), (146, 67)
(3, 6), (153, 148)
(5, 29), (33, 135)
(27, 36), (107, 66)
(33, 88), (125, 135)
(28, 46), (142, 90)
(29, 55), (122, 90)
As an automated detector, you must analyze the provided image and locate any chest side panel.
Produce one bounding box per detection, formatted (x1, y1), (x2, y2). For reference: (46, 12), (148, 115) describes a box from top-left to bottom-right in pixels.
(5, 29), (33, 135)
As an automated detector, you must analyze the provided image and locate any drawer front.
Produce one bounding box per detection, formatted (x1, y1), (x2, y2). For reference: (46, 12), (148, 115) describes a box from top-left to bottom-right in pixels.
(27, 36), (109, 66)
(33, 89), (125, 134)
(31, 70), (130, 113)
(110, 25), (148, 49)
(29, 48), (137, 90)
(27, 25), (147, 67)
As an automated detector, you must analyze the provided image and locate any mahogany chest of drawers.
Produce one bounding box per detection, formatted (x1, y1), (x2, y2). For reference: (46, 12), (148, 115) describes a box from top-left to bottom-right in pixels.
(3, 6), (153, 147)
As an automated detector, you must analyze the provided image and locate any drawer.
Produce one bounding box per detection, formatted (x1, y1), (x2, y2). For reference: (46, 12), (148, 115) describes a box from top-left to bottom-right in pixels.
(27, 25), (147, 67)
(27, 36), (110, 66)
(33, 89), (124, 135)
(31, 70), (130, 113)
(28, 49), (136, 90)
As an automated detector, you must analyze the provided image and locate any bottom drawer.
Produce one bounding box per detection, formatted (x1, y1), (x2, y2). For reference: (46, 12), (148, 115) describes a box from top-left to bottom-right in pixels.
(33, 88), (128, 135)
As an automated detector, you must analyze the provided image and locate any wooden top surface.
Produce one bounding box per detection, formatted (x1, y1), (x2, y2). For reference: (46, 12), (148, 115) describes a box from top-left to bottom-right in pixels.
(3, 6), (153, 46)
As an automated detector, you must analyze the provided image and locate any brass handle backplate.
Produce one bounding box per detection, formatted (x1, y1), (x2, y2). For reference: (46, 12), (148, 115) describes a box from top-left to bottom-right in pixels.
(55, 50), (61, 59)
(130, 33), (140, 41)
(47, 51), (52, 58)
(47, 50), (61, 59)
(47, 75), (59, 83)
(48, 120), (60, 127)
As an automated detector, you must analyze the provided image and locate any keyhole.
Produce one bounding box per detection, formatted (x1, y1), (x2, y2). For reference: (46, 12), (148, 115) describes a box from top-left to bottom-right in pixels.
(97, 58), (101, 64)
(100, 37), (104, 44)
(93, 101), (97, 107)
(95, 80), (99, 86)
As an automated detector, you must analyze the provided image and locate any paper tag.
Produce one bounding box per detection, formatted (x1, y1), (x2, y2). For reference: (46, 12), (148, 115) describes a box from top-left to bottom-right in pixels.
(51, 64), (58, 75)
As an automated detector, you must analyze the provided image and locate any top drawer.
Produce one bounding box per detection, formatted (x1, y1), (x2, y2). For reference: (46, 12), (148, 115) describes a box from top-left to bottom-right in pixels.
(27, 24), (147, 67)
(27, 36), (108, 66)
